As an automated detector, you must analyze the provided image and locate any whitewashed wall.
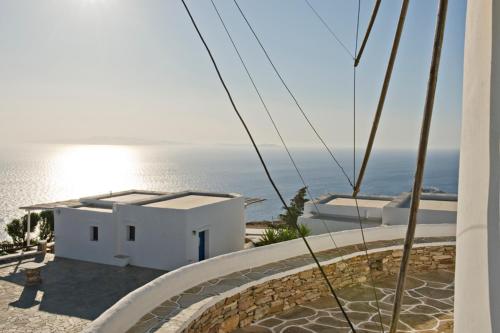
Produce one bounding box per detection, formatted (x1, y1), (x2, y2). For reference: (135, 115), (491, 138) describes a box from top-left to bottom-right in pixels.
(382, 206), (456, 225)
(185, 196), (245, 262)
(116, 204), (188, 271)
(298, 215), (381, 234)
(54, 208), (116, 266)
(454, 1), (500, 332)
(303, 195), (392, 220)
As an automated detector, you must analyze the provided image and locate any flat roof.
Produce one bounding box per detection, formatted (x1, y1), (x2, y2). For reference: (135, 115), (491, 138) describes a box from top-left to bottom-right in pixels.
(20, 199), (81, 211)
(419, 200), (457, 212)
(20, 190), (248, 211)
(76, 206), (113, 213)
(144, 195), (231, 209)
(100, 193), (162, 203)
(326, 198), (390, 208)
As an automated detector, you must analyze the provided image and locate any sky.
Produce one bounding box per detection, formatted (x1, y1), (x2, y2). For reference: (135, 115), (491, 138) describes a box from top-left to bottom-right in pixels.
(0, 0), (466, 149)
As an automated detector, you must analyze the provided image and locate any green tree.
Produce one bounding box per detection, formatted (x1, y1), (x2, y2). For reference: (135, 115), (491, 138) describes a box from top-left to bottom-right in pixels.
(5, 212), (41, 244)
(39, 210), (54, 241)
(279, 187), (309, 227)
(6, 219), (24, 244)
(257, 188), (312, 246)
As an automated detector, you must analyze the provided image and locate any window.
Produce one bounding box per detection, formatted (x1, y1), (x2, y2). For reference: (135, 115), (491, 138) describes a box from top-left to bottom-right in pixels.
(127, 226), (135, 241)
(90, 226), (98, 241)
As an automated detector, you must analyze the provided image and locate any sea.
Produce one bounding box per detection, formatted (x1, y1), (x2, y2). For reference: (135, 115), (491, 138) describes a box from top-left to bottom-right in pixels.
(0, 144), (459, 241)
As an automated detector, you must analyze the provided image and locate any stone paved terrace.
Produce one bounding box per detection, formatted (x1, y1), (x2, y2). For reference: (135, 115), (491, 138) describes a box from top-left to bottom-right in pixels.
(128, 237), (455, 333)
(0, 254), (164, 333)
(237, 270), (454, 333)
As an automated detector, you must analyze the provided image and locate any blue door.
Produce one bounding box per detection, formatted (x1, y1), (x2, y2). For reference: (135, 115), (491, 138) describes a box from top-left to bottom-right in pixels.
(198, 231), (206, 261)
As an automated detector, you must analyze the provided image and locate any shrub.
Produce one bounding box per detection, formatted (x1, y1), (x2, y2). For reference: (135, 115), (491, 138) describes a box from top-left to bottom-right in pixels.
(6, 219), (24, 244)
(39, 210), (54, 241)
(256, 224), (311, 246)
(5, 212), (41, 244)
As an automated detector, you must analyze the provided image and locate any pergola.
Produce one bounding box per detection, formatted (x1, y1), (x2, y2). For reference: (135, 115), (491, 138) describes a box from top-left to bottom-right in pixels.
(19, 199), (80, 246)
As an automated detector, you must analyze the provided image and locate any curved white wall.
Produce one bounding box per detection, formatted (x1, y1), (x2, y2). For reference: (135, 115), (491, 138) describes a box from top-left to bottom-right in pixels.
(84, 224), (455, 333)
(454, 1), (500, 332)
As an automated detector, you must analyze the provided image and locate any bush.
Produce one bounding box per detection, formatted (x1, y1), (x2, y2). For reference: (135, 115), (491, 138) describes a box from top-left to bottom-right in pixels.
(256, 224), (311, 246)
(21, 212), (40, 233)
(39, 210), (54, 241)
(6, 219), (24, 244)
(5, 212), (41, 244)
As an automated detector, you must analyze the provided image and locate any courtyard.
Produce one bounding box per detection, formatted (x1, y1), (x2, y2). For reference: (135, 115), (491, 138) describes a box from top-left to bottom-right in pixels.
(0, 254), (164, 333)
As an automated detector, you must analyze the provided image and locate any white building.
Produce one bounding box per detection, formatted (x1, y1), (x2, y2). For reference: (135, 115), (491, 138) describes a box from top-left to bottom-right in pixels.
(53, 190), (244, 270)
(299, 192), (457, 235)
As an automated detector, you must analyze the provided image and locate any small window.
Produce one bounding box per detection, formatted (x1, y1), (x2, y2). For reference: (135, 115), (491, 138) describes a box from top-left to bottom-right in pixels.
(127, 226), (135, 241)
(90, 226), (99, 241)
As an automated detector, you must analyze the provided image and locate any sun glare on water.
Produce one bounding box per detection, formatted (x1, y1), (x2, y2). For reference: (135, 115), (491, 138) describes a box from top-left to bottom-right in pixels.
(51, 145), (141, 198)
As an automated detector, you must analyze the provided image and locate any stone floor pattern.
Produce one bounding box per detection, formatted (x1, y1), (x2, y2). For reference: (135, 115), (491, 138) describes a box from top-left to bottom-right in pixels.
(128, 237), (454, 333)
(0, 254), (164, 333)
(236, 270), (454, 333)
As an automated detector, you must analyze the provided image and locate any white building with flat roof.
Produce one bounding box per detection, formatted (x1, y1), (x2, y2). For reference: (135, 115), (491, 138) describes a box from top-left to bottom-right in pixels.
(53, 190), (244, 270)
(299, 192), (457, 235)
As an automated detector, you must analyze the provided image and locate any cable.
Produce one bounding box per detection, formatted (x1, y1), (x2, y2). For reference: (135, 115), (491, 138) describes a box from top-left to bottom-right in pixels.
(209, 0), (341, 248)
(352, 1), (385, 331)
(208, 12), (402, 325)
(208, 0), (345, 254)
(210, 5), (396, 316)
(179, 0), (357, 331)
(233, 0), (354, 189)
(303, 0), (354, 60)
(353, 199), (384, 332)
(229, 1), (384, 330)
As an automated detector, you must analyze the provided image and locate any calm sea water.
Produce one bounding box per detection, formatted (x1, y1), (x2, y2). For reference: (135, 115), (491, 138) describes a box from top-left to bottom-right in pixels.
(0, 144), (459, 241)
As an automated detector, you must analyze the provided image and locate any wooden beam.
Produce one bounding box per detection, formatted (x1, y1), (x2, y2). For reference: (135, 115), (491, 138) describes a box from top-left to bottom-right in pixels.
(354, 0), (382, 67)
(353, 0), (410, 197)
(388, 1), (449, 332)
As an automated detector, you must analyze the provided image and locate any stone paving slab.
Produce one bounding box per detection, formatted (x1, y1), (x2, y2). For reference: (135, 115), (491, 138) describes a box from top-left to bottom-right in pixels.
(128, 237), (454, 333)
(0, 254), (164, 333)
(238, 270), (454, 333)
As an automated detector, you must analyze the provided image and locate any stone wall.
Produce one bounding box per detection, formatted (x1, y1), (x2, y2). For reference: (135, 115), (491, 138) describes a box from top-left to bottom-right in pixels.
(180, 244), (455, 333)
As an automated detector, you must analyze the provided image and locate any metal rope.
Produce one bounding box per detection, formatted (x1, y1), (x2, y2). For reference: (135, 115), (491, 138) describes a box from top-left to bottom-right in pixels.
(233, 0), (354, 188)
(209, 0), (342, 251)
(303, 0), (354, 60)
(352, 1), (385, 331)
(179, 0), (357, 331)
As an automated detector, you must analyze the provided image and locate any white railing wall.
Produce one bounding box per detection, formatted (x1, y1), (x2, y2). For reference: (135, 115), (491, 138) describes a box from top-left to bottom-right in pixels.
(84, 224), (456, 333)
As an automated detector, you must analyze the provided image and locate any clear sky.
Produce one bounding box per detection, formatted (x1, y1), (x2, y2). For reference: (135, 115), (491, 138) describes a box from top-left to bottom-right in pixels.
(0, 0), (466, 149)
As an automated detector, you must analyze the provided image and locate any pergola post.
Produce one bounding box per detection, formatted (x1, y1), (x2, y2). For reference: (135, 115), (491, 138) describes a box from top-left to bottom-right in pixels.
(26, 209), (31, 247)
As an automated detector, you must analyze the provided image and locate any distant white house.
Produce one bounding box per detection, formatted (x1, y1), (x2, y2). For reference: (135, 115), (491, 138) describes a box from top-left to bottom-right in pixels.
(53, 190), (244, 270)
(299, 192), (457, 235)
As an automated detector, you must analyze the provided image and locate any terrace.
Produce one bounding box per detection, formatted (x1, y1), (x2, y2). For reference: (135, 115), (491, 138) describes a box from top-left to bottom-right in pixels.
(0, 254), (164, 333)
(84, 224), (456, 333)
